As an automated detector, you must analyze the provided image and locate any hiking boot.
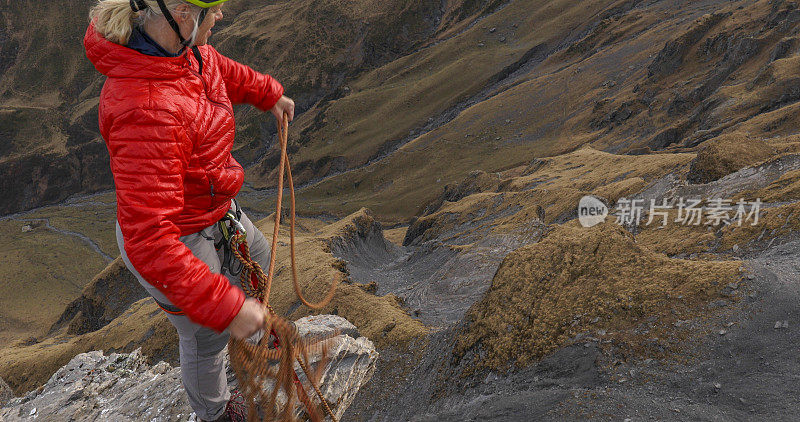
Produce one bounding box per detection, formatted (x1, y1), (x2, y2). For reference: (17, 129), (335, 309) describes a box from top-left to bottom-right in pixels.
(200, 389), (246, 422)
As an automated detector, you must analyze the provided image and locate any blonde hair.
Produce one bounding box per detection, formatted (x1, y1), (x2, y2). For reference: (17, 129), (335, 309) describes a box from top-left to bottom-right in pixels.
(90, 0), (202, 46)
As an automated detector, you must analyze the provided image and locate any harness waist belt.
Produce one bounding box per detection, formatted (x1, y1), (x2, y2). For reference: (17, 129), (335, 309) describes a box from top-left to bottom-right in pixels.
(153, 297), (185, 315)
(155, 199), (243, 316)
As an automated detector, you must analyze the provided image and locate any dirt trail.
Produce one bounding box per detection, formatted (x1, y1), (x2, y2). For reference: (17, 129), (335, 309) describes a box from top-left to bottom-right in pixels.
(0, 190), (117, 263)
(17, 218), (113, 263)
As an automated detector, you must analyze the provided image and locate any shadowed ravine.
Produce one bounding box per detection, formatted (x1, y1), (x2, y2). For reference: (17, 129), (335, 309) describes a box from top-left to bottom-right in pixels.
(329, 204), (542, 328)
(335, 203), (800, 420)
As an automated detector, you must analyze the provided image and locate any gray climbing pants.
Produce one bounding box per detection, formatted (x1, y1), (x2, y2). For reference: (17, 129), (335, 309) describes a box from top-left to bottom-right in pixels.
(115, 202), (271, 421)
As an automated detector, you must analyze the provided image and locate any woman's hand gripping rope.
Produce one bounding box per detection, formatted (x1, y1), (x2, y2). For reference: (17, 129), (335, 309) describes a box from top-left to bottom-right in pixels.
(228, 297), (268, 340)
(270, 95), (295, 125)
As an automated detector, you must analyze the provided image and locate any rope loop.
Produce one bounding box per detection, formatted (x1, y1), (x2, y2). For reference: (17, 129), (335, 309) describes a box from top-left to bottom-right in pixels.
(227, 111), (341, 421)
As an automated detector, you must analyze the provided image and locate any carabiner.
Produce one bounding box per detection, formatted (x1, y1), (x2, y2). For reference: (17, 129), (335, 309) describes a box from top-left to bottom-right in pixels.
(224, 211), (247, 238)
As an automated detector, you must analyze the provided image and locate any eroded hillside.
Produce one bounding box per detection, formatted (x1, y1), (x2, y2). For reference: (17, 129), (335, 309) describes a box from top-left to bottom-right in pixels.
(5, 0), (800, 420)
(290, 0), (800, 223)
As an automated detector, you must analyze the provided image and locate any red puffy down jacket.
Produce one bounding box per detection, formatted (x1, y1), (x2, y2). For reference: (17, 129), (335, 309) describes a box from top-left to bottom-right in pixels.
(84, 22), (284, 332)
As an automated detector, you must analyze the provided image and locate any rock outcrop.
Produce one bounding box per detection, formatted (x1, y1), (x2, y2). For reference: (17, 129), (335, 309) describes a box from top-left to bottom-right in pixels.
(293, 315), (378, 421)
(50, 258), (147, 336)
(0, 315), (377, 422)
(0, 377), (12, 408)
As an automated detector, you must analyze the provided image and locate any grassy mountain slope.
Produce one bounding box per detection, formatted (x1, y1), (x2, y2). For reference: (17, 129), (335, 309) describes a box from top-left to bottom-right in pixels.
(0, 219), (108, 346)
(287, 0), (800, 223)
(0, 0), (503, 214)
(7, 2), (800, 417)
(0, 209), (425, 394)
(248, 0), (631, 197)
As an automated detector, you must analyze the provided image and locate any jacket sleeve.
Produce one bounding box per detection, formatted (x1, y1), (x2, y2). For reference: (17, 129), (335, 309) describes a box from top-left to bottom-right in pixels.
(211, 47), (284, 111)
(108, 107), (245, 332)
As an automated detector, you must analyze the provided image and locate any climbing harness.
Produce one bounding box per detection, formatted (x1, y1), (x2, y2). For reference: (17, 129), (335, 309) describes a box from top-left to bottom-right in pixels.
(227, 111), (340, 422)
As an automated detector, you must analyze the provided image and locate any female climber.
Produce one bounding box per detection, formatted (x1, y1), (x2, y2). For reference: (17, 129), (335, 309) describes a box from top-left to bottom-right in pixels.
(84, 0), (292, 420)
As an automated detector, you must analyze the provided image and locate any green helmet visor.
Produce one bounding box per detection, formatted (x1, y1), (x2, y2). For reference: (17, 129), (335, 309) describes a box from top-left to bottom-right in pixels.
(183, 0), (230, 7)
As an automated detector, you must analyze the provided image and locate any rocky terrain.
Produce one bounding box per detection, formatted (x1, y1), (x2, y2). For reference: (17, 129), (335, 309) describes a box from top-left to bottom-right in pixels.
(0, 315), (378, 421)
(5, 0), (800, 420)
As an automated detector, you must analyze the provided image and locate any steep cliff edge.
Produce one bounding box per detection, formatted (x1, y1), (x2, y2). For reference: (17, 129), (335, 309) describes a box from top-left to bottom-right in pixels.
(0, 315), (378, 422)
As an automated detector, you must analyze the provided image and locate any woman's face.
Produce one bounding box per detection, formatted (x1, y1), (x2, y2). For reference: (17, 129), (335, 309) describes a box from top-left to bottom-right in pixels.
(177, 3), (224, 46)
(193, 5), (224, 46)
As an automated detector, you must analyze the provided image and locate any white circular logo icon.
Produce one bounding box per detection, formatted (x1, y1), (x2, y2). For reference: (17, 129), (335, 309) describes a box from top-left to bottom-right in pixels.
(578, 196), (608, 227)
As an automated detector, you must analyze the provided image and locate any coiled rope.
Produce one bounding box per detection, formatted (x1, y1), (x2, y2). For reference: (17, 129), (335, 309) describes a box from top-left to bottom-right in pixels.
(228, 111), (340, 421)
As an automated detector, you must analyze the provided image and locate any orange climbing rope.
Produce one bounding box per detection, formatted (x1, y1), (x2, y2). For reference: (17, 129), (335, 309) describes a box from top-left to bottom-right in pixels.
(227, 111), (340, 422)
(230, 110), (338, 310)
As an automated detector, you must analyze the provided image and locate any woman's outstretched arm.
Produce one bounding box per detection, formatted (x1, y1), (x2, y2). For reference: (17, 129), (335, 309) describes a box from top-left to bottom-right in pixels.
(210, 47), (289, 113)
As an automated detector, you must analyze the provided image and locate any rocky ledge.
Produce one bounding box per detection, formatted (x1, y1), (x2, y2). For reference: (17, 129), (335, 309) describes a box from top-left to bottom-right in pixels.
(0, 315), (377, 421)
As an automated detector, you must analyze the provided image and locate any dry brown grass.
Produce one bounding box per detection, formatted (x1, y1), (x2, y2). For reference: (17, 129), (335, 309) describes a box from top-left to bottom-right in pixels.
(405, 147), (694, 243)
(382, 226), (408, 246)
(688, 132), (775, 183)
(716, 200), (800, 252)
(0, 298), (176, 395)
(260, 209), (427, 348)
(0, 220), (107, 347)
(249, 0), (636, 220)
(452, 221), (742, 374)
(636, 160), (800, 256)
(634, 208), (720, 257)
